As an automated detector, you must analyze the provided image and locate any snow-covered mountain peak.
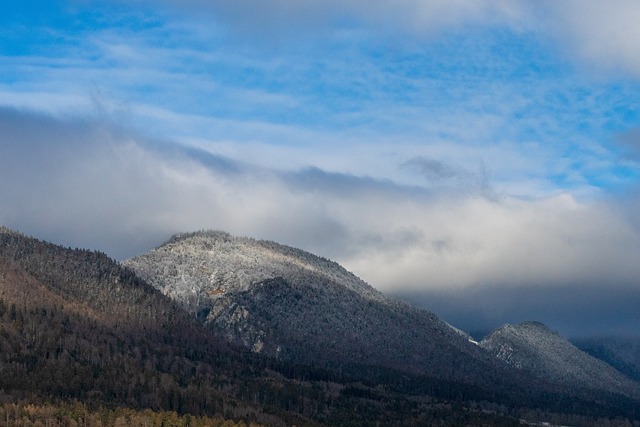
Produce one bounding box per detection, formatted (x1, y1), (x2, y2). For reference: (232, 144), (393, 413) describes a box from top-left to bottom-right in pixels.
(124, 230), (499, 381)
(131, 230), (386, 305)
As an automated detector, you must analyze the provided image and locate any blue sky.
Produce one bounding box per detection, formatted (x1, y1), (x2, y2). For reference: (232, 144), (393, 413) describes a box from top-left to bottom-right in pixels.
(2, 0), (640, 336)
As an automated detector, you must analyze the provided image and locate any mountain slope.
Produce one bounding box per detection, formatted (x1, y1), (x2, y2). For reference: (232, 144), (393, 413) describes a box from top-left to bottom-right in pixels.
(479, 322), (640, 398)
(125, 231), (525, 384)
(4, 226), (640, 423)
(573, 336), (640, 383)
(0, 226), (233, 410)
(0, 226), (536, 425)
(124, 231), (640, 420)
(0, 226), (334, 425)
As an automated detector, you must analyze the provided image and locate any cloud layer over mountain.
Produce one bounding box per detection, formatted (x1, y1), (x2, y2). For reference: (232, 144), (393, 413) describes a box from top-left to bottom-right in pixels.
(3, 108), (640, 337)
(2, 1), (640, 336)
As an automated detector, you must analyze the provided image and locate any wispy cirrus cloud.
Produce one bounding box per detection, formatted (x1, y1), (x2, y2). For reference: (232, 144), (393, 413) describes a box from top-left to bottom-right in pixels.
(3, 2), (638, 195)
(153, 0), (640, 78)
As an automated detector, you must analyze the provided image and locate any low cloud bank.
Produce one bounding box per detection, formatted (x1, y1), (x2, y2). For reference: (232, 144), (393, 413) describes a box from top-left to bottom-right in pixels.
(2, 108), (640, 336)
(395, 284), (640, 339)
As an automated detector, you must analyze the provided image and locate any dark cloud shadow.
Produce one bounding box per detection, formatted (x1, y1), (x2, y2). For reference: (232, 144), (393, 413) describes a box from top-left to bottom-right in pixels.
(283, 166), (431, 198)
(393, 284), (640, 340)
(402, 156), (460, 181)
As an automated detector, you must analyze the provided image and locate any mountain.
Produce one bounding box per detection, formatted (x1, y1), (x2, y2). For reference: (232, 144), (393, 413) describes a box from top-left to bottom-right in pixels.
(123, 230), (640, 422)
(124, 231), (513, 384)
(573, 336), (640, 383)
(479, 321), (640, 399)
(0, 226), (532, 425)
(0, 226), (250, 416)
(4, 225), (640, 424)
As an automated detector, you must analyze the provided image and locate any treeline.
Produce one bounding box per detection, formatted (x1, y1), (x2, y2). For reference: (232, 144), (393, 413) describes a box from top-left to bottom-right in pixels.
(0, 402), (263, 427)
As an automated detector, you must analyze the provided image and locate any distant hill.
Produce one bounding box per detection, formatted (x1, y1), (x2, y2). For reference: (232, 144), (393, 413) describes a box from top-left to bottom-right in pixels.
(480, 321), (640, 399)
(573, 335), (640, 383)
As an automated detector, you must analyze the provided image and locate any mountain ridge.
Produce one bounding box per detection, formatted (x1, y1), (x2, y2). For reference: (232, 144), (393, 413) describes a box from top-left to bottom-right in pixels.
(126, 230), (640, 403)
(0, 225), (546, 425)
(480, 321), (640, 399)
(573, 335), (640, 383)
(125, 230), (510, 383)
(147, 229), (388, 303)
(4, 225), (640, 424)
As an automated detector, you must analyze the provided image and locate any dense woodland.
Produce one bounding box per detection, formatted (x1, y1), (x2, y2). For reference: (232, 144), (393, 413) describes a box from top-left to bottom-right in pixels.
(0, 403), (263, 427)
(1, 227), (640, 426)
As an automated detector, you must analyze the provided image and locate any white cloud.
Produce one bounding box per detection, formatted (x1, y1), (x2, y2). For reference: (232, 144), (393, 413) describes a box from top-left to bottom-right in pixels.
(353, 0), (640, 78)
(341, 193), (640, 292)
(148, 0), (640, 78)
(3, 109), (640, 296)
(542, 0), (640, 77)
(3, 1), (640, 337)
(3, 107), (640, 339)
(4, 2), (635, 202)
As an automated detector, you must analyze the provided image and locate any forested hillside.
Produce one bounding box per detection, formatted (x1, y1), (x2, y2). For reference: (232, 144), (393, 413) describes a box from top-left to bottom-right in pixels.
(2, 226), (640, 426)
(0, 403), (264, 427)
(574, 336), (640, 383)
(0, 227), (264, 419)
(125, 231), (514, 383)
(480, 322), (640, 399)
(0, 227), (526, 425)
(124, 230), (640, 423)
